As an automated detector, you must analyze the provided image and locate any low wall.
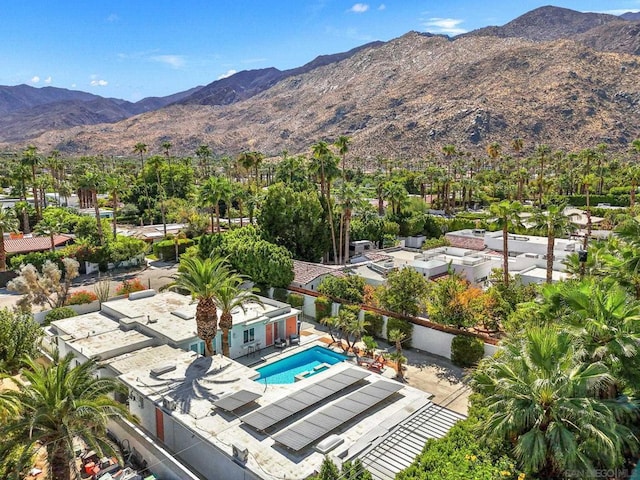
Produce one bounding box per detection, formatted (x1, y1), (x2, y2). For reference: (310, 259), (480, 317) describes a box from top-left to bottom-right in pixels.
(288, 286), (500, 361)
(107, 418), (202, 480)
(34, 300), (101, 324)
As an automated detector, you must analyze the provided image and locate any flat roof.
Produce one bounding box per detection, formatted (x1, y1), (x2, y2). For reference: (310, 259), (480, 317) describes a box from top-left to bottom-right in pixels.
(103, 344), (184, 375)
(68, 329), (153, 360)
(119, 348), (435, 480)
(52, 312), (120, 338)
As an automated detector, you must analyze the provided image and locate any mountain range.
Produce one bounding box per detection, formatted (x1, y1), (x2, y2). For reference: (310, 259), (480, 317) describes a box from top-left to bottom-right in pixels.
(2, 5), (640, 158)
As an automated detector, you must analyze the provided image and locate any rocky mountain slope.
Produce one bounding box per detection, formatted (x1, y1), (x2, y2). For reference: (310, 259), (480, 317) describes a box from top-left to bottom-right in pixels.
(17, 32), (640, 159)
(3, 6), (640, 157)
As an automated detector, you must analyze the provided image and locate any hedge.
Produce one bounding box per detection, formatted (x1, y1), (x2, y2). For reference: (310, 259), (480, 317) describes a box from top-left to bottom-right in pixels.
(566, 194), (629, 207)
(287, 293), (304, 308)
(9, 250), (66, 271)
(386, 317), (413, 348)
(45, 307), (77, 325)
(315, 296), (332, 322)
(364, 311), (384, 338)
(451, 335), (485, 367)
(152, 238), (195, 261)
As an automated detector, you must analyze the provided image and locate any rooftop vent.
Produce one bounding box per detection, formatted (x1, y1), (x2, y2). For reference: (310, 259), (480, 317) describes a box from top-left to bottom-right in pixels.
(162, 398), (176, 411)
(315, 435), (344, 454)
(232, 444), (249, 464)
(150, 364), (176, 377)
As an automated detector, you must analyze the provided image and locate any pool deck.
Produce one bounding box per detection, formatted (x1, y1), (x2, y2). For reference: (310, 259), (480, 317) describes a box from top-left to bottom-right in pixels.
(235, 321), (469, 415)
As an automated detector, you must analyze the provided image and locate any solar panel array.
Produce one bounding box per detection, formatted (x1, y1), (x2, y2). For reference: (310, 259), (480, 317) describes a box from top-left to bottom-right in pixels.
(241, 368), (369, 431)
(213, 390), (262, 412)
(273, 380), (403, 451)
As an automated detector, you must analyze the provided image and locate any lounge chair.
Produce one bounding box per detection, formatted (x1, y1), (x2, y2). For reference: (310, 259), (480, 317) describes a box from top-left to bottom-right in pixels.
(274, 338), (286, 348)
(289, 334), (300, 345)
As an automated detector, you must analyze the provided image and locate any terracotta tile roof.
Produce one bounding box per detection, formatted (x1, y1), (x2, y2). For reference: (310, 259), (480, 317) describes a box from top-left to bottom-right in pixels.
(4, 235), (73, 254)
(292, 260), (345, 286)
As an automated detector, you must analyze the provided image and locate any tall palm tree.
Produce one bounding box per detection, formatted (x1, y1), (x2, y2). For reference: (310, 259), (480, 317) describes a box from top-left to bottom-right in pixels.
(133, 142), (148, 172)
(532, 203), (572, 283)
(472, 327), (637, 478)
(311, 141), (339, 263)
(388, 329), (407, 379)
(161, 140), (172, 159)
(78, 171), (105, 245)
(216, 271), (262, 357)
(336, 182), (361, 264)
(105, 174), (130, 239)
(334, 135), (351, 180)
(486, 141), (501, 170)
(489, 200), (523, 286)
(21, 145), (41, 221)
(200, 177), (232, 233)
(146, 155), (168, 236)
(11, 163), (32, 233)
(166, 256), (229, 356)
(195, 144), (212, 179)
(625, 164), (640, 208)
(535, 144), (551, 207)
(0, 353), (130, 480)
(382, 181), (408, 216)
(0, 206), (19, 271)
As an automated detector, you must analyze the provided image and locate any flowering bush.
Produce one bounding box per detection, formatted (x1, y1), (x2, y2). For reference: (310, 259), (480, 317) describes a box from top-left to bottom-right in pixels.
(115, 278), (146, 296)
(66, 290), (98, 305)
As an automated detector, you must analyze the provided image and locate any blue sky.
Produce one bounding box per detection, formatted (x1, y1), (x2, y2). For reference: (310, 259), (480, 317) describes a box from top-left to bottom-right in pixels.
(2, 0), (639, 101)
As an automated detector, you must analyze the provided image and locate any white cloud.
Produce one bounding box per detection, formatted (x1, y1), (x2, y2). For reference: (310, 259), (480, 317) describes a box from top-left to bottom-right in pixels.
(422, 17), (467, 35)
(218, 69), (237, 80)
(90, 79), (108, 86)
(349, 3), (369, 13)
(106, 13), (119, 22)
(378, 4), (386, 10)
(150, 55), (185, 68)
(71, 83), (77, 88)
(44, 76), (52, 84)
(31, 76), (40, 83)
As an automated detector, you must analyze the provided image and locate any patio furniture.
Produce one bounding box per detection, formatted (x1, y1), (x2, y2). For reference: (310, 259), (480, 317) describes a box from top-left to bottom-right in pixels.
(289, 334), (300, 345)
(274, 338), (286, 348)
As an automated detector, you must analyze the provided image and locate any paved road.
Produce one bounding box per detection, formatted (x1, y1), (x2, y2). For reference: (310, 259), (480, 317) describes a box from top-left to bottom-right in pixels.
(0, 259), (179, 311)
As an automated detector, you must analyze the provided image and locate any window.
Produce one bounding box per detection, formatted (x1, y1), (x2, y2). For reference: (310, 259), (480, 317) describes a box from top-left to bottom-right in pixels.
(189, 341), (205, 355)
(243, 328), (255, 344)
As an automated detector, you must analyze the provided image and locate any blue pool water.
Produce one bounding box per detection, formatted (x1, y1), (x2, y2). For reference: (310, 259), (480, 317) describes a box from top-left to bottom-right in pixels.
(255, 346), (348, 384)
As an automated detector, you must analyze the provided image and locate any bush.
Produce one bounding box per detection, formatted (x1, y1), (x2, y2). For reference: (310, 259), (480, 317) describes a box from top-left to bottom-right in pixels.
(315, 296), (332, 322)
(287, 293), (304, 308)
(566, 194), (629, 207)
(66, 290), (98, 305)
(451, 335), (485, 368)
(115, 278), (146, 296)
(272, 287), (288, 303)
(9, 250), (66, 271)
(386, 317), (413, 348)
(45, 307), (77, 324)
(153, 238), (195, 261)
(363, 311), (383, 337)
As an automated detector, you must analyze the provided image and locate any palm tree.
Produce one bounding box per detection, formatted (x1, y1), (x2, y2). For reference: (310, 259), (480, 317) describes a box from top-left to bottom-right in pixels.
(0, 206), (19, 271)
(382, 181), (408, 216)
(77, 171), (105, 245)
(146, 155), (168, 236)
(133, 142), (148, 172)
(486, 141), (501, 169)
(161, 140), (172, 159)
(311, 141), (339, 263)
(166, 256), (229, 356)
(626, 164), (640, 208)
(0, 353), (130, 480)
(388, 329), (407, 379)
(535, 144), (551, 207)
(336, 182), (361, 264)
(21, 145), (41, 221)
(334, 135), (351, 180)
(105, 174), (130, 239)
(532, 204), (572, 283)
(472, 327), (636, 478)
(33, 213), (67, 251)
(489, 200), (523, 286)
(216, 271), (263, 357)
(195, 144), (212, 179)
(200, 177), (232, 233)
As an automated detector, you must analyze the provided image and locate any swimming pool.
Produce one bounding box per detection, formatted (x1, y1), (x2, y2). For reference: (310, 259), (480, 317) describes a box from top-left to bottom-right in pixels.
(255, 346), (348, 384)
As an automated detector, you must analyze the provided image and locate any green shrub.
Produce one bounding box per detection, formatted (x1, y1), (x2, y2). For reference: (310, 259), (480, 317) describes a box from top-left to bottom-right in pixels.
(566, 194), (629, 207)
(287, 293), (304, 308)
(364, 311), (384, 337)
(451, 335), (485, 367)
(45, 307), (77, 324)
(386, 317), (413, 348)
(341, 304), (361, 316)
(9, 250), (66, 271)
(315, 296), (332, 322)
(153, 238), (195, 261)
(66, 290), (98, 305)
(272, 287), (289, 303)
